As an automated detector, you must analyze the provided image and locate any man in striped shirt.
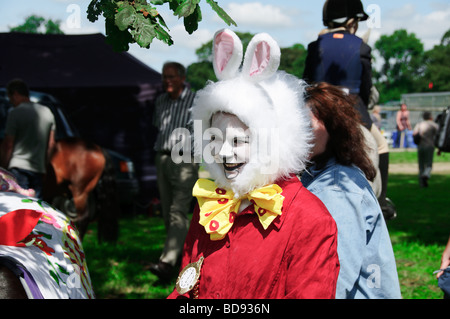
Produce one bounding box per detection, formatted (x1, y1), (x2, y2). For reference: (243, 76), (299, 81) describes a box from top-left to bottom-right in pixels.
(149, 62), (198, 280)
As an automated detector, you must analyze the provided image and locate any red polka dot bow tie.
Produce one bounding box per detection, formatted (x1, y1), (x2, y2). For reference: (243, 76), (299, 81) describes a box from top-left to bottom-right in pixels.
(193, 178), (284, 241)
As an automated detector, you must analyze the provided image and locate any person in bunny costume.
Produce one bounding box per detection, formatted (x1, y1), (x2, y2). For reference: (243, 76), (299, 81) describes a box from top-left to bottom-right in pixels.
(168, 29), (339, 299)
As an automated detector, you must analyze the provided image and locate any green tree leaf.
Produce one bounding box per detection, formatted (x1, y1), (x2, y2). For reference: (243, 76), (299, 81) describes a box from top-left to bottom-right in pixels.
(183, 4), (202, 34)
(87, 0), (236, 50)
(174, 0), (200, 18)
(105, 18), (133, 51)
(205, 0), (237, 27)
(133, 16), (157, 48)
(150, 0), (168, 5)
(155, 24), (173, 45)
(156, 13), (170, 30)
(115, 3), (137, 31)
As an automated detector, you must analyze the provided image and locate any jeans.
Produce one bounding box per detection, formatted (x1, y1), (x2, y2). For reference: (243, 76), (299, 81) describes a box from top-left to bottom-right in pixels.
(10, 167), (44, 199)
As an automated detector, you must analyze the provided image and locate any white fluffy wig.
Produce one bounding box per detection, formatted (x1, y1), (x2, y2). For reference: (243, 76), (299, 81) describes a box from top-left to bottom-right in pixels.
(192, 29), (313, 198)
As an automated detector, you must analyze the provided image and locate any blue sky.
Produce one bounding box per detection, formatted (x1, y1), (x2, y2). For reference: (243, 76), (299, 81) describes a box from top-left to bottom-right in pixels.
(1, 0), (449, 72)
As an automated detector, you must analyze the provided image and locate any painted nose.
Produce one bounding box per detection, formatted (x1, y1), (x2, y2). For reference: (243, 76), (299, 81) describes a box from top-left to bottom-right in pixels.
(218, 140), (235, 162)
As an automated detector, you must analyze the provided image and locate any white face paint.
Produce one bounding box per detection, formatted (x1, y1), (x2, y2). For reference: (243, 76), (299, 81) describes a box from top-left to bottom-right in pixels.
(210, 112), (251, 180)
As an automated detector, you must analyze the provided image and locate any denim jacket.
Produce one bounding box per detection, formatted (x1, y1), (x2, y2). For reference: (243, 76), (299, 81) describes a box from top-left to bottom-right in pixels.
(301, 158), (401, 299)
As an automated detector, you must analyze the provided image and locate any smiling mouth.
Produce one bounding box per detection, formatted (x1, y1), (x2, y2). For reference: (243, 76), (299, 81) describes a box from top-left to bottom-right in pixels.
(223, 162), (244, 171)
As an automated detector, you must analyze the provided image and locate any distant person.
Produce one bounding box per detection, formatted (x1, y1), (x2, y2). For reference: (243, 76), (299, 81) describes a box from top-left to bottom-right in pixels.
(437, 234), (450, 299)
(0, 79), (55, 199)
(303, 0), (396, 220)
(148, 62), (198, 280)
(413, 111), (439, 187)
(371, 105), (382, 130)
(438, 235), (450, 279)
(396, 103), (412, 148)
(0, 95), (10, 144)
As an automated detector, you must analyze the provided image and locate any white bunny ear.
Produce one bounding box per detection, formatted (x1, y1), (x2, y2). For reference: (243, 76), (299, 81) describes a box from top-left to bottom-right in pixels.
(213, 29), (243, 80)
(242, 33), (280, 83)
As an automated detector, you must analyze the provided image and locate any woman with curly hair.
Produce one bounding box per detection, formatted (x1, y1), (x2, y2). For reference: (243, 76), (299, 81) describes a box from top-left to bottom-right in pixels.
(301, 82), (401, 299)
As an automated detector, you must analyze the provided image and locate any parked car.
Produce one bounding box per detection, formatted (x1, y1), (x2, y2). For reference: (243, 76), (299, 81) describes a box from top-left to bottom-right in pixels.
(104, 148), (140, 206)
(0, 88), (140, 210)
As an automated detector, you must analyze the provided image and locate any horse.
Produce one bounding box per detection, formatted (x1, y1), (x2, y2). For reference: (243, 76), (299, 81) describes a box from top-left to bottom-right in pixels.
(43, 137), (119, 243)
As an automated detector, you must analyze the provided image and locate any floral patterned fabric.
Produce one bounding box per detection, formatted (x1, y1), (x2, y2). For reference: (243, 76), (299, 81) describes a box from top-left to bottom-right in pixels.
(0, 187), (94, 298)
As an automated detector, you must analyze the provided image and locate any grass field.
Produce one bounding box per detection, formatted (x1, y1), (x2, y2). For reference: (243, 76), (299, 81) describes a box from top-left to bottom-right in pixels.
(389, 147), (450, 164)
(388, 174), (449, 299)
(82, 149), (450, 299)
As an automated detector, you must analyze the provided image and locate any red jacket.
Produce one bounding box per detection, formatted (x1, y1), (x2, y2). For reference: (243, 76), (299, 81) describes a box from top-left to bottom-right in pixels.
(168, 176), (339, 299)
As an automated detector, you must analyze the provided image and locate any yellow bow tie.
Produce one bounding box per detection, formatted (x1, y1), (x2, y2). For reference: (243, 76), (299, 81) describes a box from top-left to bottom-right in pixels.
(192, 179), (284, 241)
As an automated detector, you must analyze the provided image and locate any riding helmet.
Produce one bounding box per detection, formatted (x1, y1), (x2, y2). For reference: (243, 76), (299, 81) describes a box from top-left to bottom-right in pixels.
(323, 0), (369, 26)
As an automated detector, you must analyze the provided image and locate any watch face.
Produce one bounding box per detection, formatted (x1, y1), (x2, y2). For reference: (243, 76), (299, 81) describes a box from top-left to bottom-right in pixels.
(178, 266), (197, 290)
(176, 256), (204, 295)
